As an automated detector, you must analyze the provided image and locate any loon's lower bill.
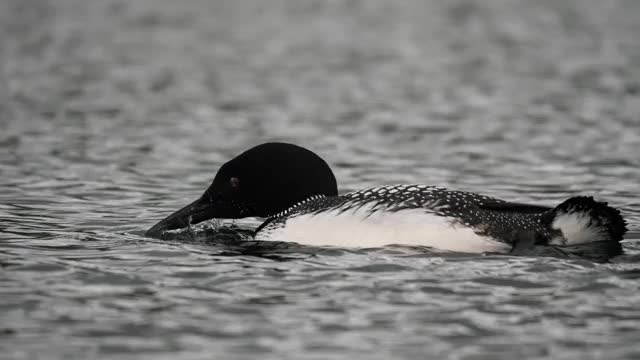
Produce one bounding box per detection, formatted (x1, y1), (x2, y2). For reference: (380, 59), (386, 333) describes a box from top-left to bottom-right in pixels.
(146, 142), (627, 262)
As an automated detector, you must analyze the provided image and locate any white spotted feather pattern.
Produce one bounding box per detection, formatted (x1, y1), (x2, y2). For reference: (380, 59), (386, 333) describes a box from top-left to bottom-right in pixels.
(256, 185), (554, 252)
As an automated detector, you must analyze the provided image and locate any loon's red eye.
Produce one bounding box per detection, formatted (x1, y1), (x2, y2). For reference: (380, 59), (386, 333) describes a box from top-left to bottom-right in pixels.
(230, 177), (240, 189)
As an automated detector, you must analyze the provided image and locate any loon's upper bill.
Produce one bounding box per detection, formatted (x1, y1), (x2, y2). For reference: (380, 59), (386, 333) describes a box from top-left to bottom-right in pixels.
(146, 142), (627, 262)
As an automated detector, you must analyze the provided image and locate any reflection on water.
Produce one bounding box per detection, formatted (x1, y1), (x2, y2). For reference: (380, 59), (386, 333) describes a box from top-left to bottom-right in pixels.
(1, 0), (640, 359)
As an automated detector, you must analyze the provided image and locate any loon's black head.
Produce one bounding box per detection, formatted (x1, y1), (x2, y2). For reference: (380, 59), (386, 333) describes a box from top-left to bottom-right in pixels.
(146, 142), (338, 237)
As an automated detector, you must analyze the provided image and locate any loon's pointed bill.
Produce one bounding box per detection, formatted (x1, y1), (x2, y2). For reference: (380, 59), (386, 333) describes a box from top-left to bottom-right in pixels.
(146, 196), (233, 237)
(146, 142), (627, 261)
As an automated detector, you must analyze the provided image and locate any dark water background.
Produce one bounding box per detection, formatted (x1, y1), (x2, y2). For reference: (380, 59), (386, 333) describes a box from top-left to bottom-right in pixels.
(2, 0), (640, 359)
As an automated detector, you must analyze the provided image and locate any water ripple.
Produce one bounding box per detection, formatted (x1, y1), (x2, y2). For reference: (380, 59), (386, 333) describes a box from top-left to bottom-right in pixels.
(2, 0), (640, 359)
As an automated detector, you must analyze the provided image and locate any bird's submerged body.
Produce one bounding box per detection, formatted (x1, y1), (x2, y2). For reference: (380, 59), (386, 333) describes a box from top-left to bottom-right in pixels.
(256, 184), (624, 255)
(256, 186), (513, 252)
(259, 208), (510, 252)
(147, 142), (627, 262)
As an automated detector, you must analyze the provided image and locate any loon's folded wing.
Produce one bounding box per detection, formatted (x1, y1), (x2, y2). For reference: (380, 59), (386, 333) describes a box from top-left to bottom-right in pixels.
(478, 201), (553, 214)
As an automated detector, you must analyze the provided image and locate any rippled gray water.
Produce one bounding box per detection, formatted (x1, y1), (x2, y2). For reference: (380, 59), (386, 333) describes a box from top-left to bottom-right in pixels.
(2, 0), (640, 359)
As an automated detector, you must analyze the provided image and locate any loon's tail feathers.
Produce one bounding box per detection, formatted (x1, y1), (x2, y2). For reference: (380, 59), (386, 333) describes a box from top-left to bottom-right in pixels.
(544, 196), (627, 262)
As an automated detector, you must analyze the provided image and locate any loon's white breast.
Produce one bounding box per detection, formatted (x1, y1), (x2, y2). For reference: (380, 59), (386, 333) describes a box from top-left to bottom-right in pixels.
(255, 184), (523, 252)
(256, 201), (511, 252)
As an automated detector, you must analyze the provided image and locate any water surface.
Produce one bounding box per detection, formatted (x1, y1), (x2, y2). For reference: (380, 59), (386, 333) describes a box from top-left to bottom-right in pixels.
(2, 0), (640, 359)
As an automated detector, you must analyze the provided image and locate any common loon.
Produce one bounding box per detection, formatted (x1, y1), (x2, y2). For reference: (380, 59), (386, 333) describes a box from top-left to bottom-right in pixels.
(146, 142), (627, 261)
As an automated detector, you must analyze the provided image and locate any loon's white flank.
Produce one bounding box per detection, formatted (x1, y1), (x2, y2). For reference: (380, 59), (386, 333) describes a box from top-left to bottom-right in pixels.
(257, 203), (510, 253)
